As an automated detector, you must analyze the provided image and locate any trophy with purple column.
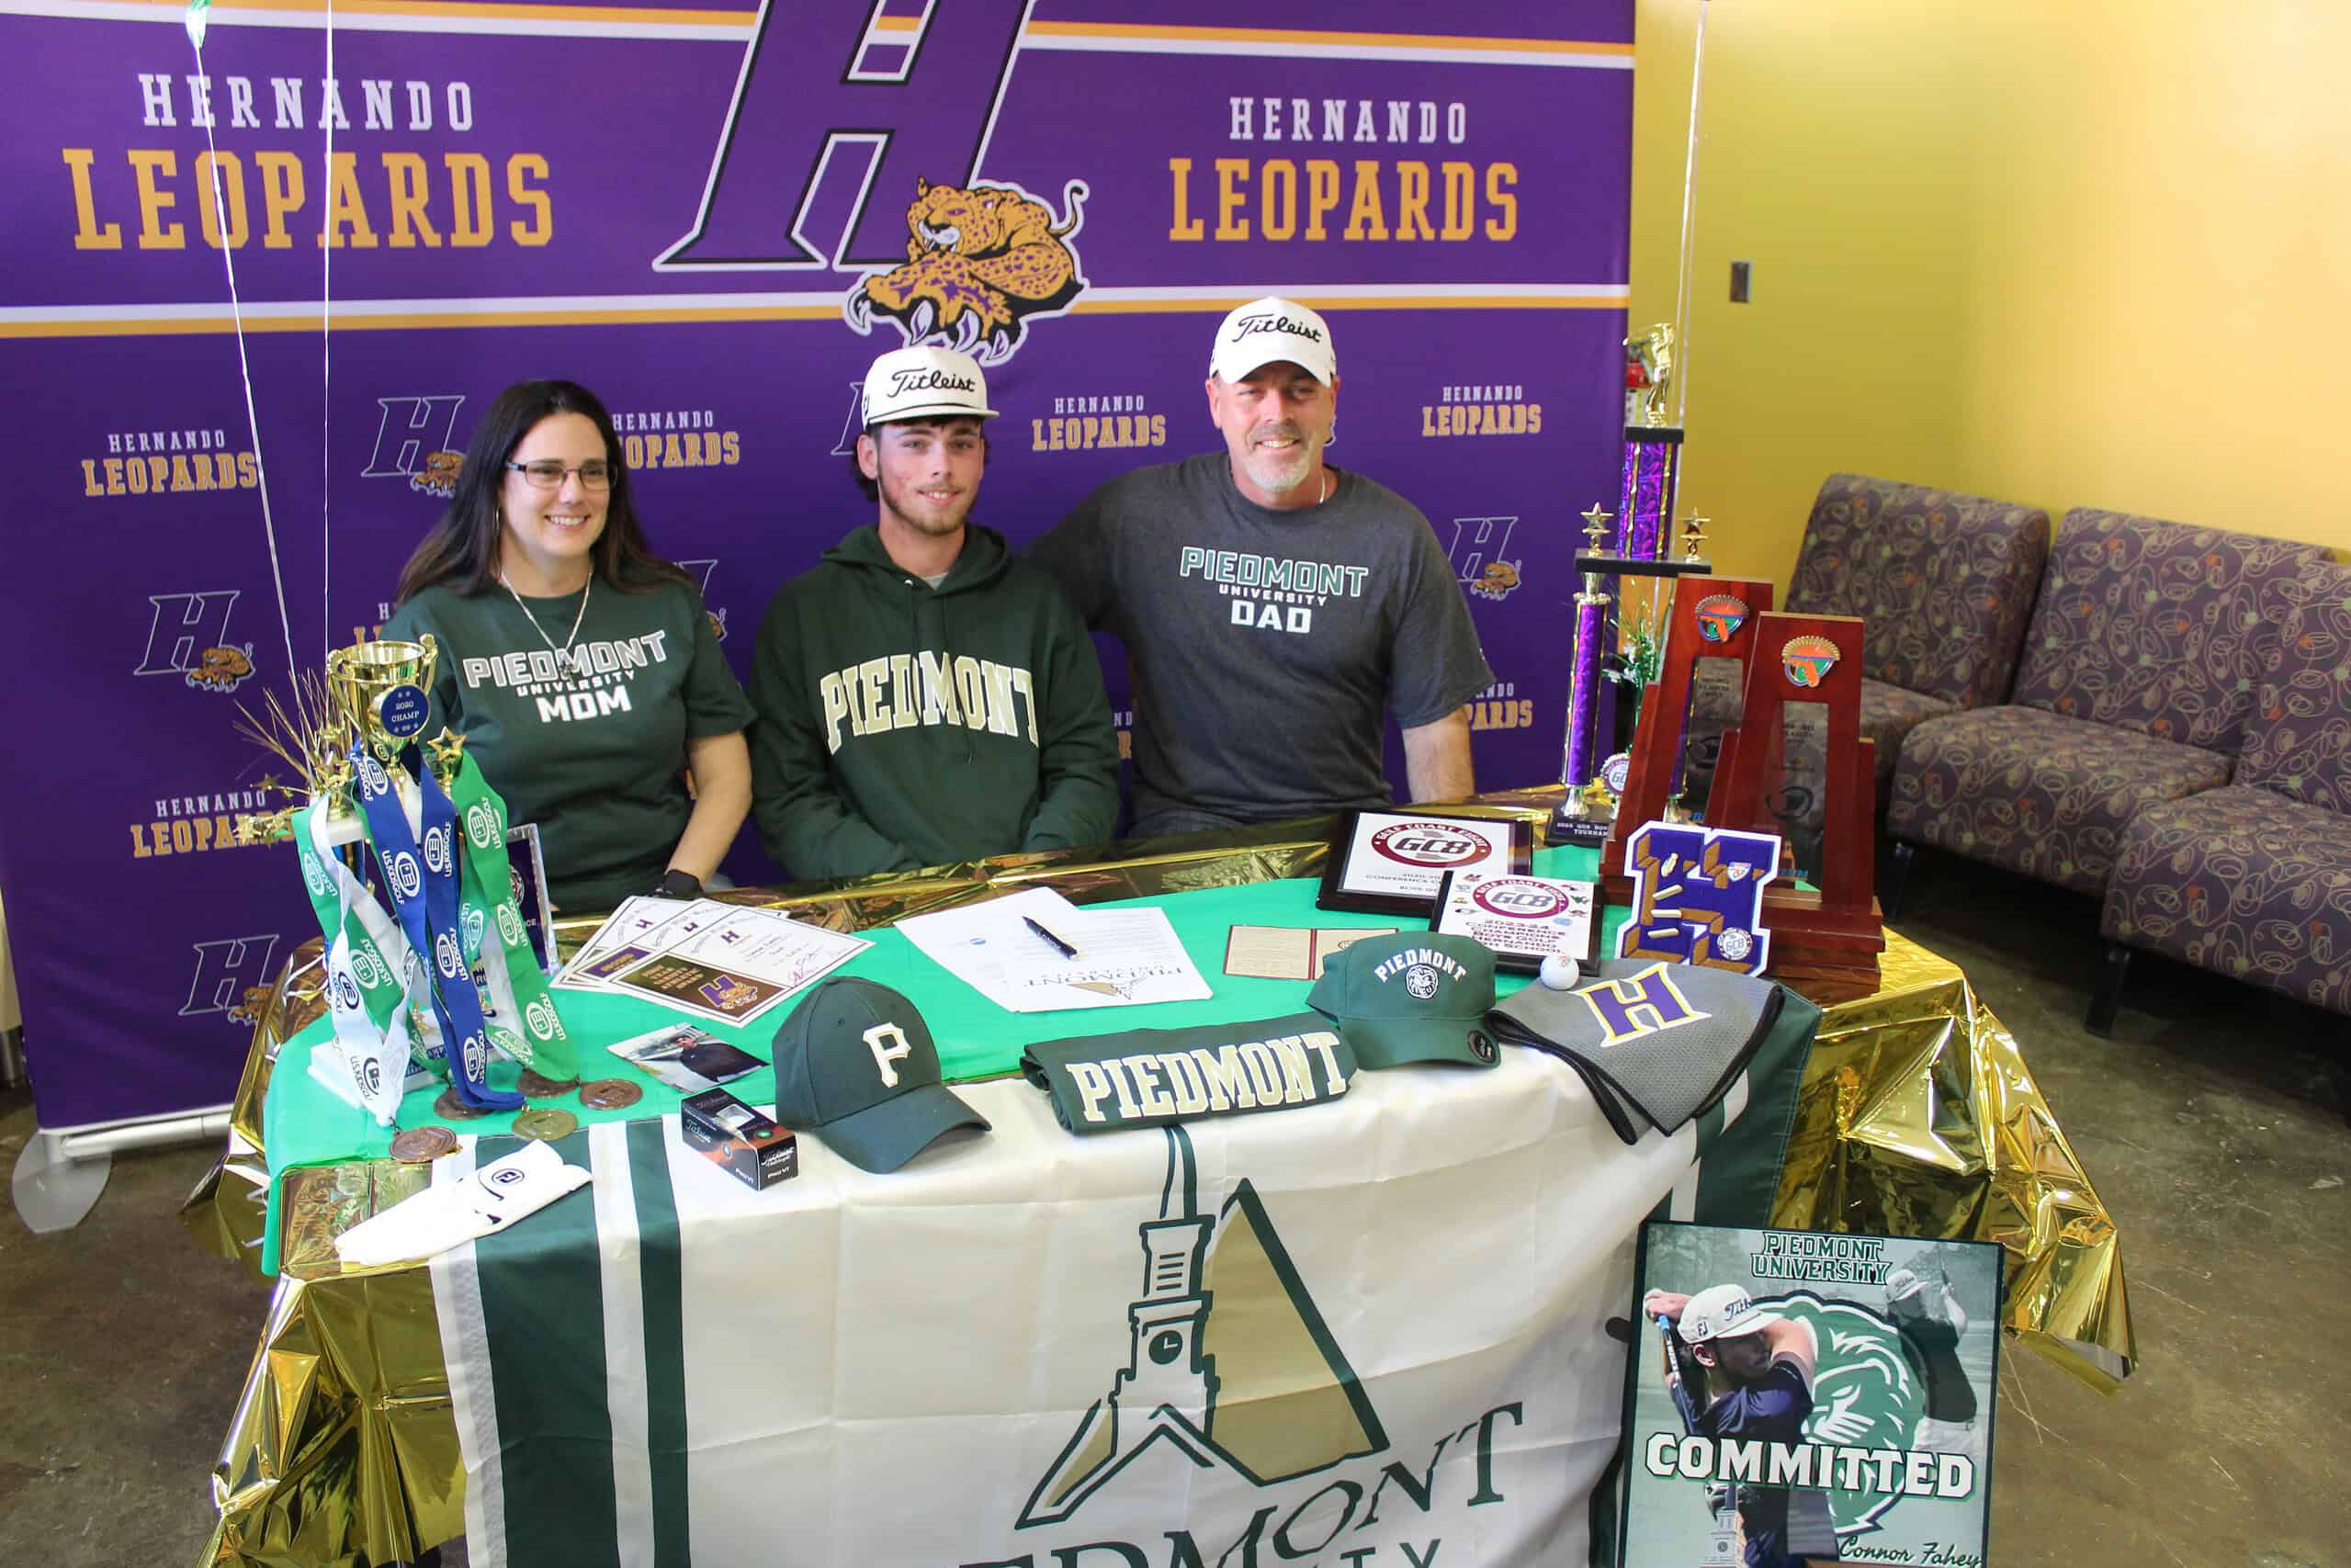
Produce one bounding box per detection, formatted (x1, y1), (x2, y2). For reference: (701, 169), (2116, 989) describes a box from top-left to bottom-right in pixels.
(1550, 326), (1714, 848)
(1617, 325), (1683, 564)
(1546, 505), (1622, 846)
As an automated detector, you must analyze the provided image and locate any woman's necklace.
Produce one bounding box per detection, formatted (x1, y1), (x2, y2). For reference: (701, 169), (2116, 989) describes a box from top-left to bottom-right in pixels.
(499, 567), (591, 654)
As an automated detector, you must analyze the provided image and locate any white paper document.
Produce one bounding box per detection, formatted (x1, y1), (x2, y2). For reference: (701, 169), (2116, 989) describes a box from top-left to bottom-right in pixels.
(602, 908), (873, 1027)
(554, 895), (705, 990)
(895, 888), (1211, 1012)
(555, 897), (872, 1026)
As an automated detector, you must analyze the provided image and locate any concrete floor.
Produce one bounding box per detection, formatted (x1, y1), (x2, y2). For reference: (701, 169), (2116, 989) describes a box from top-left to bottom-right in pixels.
(0, 852), (2344, 1568)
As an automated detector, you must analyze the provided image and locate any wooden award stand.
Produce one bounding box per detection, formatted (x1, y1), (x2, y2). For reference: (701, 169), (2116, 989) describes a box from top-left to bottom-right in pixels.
(1599, 574), (1777, 897)
(1703, 611), (1884, 1002)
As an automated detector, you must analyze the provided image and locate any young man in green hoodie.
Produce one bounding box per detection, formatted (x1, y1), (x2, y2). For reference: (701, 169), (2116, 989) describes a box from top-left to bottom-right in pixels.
(748, 346), (1120, 880)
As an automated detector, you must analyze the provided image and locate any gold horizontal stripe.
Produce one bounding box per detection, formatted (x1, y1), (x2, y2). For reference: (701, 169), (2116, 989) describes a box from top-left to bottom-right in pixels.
(4, 293), (1622, 339)
(1023, 21), (1633, 56)
(102, 2), (1623, 47)
(116, 0), (755, 26)
(1071, 294), (1625, 314)
(0, 304), (841, 337)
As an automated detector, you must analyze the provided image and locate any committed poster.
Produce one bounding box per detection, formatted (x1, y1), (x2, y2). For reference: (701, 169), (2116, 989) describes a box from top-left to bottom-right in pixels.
(0, 1), (1633, 1129)
(1623, 1222), (2001, 1568)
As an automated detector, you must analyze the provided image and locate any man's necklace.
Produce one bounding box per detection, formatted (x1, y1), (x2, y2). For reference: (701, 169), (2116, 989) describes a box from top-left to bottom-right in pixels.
(499, 568), (591, 654)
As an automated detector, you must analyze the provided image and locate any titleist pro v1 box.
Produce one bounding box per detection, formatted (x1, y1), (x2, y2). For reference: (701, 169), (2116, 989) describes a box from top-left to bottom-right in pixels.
(680, 1088), (798, 1190)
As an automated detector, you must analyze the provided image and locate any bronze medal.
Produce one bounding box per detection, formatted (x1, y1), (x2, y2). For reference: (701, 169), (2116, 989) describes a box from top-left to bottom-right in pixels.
(434, 1086), (491, 1121)
(389, 1125), (460, 1163)
(578, 1077), (644, 1111)
(519, 1068), (581, 1100)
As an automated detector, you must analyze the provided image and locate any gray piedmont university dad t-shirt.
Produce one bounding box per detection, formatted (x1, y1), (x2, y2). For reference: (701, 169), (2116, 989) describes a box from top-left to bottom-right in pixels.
(1035, 453), (1493, 823)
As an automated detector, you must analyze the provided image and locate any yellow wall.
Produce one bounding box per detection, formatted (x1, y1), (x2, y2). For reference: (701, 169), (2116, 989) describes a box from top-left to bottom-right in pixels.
(1631, 0), (2350, 590)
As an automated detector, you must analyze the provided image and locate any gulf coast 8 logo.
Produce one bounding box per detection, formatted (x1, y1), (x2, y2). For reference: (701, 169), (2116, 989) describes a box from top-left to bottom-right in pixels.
(1368, 819), (1493, 868)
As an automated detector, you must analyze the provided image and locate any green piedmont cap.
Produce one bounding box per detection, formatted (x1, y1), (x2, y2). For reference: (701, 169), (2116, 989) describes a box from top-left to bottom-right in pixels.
(770, 978), (989, 1173)
(1306, 931), (1499, 1069)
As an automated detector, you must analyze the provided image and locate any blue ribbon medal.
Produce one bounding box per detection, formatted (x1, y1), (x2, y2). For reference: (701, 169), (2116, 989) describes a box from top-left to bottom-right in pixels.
(349, 737), (523, 1111)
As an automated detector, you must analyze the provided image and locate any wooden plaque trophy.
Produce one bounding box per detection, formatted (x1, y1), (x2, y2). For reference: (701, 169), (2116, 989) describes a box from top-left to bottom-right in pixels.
(1703, 611), (1884, 1001)
(1598, 572), (1777, 897)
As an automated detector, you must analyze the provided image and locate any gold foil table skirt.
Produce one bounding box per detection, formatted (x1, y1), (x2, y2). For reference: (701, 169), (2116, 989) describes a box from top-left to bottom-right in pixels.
(183, 800), (2132, 1566)
(1769, 928), (2132, 1391)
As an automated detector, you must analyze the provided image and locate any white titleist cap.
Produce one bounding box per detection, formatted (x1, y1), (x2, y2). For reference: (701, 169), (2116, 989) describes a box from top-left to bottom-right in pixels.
(1209, 296), (1337, 385)
(861, 345), (998, 426)
(1886, 1267), (1926, 1301)
(1678, 1284), (1780, 1343)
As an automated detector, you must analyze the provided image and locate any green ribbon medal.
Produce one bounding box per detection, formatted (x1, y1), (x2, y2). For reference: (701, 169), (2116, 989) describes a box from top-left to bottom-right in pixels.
(445, 752), (578, 1079)
(295, 795), (426, 1122)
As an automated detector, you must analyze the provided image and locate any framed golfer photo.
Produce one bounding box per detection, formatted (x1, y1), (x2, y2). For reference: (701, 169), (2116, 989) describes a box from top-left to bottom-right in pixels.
(1620, 1220), (2001, 1568)
(1317, 809), (1532, 917)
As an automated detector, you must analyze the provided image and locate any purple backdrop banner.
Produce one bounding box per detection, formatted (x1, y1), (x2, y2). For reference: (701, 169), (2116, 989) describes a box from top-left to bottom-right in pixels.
(0, 0), (1632, 1129)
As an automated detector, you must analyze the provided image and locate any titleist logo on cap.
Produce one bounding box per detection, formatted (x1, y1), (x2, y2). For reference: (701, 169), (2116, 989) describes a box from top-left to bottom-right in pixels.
(1229, 310), (1323, 344)
(887, 367), (978, 396)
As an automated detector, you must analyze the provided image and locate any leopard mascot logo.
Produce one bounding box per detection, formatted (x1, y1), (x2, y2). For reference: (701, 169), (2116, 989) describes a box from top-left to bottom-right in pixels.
(409, 449), (464, 499)
(226, 985), (272, 1027)
(1468, 560), (1522, 602)
(186, 644), (255, 694)
(844, 176), (1090, 366)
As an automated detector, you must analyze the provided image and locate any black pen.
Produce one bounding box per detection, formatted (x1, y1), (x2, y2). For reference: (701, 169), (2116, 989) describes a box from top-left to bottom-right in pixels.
(1023, 916), (1080, 960)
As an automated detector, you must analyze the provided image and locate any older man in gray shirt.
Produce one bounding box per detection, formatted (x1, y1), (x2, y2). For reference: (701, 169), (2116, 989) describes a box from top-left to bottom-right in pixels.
(1032, 297), (1492, 837)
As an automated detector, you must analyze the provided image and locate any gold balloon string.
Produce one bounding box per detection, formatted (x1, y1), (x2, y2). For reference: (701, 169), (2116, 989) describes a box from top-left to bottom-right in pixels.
(182, 0), (303, 691)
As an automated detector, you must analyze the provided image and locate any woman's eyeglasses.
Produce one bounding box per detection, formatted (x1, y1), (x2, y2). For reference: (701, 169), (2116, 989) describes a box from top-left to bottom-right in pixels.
(505, 459), (615, 491)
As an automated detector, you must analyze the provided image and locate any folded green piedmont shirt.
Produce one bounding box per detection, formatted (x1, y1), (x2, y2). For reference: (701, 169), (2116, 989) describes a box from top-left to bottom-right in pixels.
(1020, 1012), (1357, 1134)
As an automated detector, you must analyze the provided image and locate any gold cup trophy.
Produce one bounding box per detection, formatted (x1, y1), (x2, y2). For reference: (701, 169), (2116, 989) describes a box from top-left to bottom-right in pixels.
(238, 634), (448, 844)
(327, 633), (438, 766)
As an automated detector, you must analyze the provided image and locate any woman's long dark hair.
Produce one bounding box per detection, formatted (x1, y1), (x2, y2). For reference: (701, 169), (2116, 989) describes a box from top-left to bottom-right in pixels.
(393, 379), (687, 605)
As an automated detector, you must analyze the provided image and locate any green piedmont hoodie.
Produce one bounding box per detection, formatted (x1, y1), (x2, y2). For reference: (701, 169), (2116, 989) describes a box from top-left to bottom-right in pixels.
(748, 523), (1119, 880)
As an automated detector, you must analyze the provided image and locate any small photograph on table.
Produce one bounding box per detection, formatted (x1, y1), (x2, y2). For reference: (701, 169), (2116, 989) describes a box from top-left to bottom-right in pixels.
(609, 1023), (766, 1094)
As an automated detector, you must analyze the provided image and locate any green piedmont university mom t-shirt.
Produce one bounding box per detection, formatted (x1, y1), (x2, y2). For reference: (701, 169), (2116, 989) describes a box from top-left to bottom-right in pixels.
(386, 575), (754, 915)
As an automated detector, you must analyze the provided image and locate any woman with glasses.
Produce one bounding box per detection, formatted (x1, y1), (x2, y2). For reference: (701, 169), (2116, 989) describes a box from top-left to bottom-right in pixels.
(387, 379), (754, 914)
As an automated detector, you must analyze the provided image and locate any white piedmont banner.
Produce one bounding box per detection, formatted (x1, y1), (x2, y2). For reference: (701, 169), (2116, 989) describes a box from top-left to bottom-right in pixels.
(432, 1052), (1769, 1567)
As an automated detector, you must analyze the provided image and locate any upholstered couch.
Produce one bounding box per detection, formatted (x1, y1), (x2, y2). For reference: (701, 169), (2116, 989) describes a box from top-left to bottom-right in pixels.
(1886, 509), (2331, 898)
(2095, 559), (2351, 1025)
(1786, 474), (2051, 793)
(1675, 474), (2049, 877)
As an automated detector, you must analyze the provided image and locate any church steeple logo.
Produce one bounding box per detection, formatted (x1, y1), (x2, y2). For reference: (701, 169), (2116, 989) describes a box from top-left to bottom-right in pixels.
(1019, 1127), (1389, 1529)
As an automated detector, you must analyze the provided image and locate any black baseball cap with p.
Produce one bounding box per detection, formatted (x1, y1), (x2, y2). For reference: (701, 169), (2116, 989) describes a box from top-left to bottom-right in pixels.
(770, 977), (989, 1173)
(1306, 931), (1498, 1069)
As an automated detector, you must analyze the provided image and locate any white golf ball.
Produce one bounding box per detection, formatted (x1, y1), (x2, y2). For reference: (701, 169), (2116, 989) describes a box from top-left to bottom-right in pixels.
(1538, 954), (1582, 990)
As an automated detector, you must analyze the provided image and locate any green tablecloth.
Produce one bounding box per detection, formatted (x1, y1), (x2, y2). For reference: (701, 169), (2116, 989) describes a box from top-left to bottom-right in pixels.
(261, 850), (1631, 1271)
